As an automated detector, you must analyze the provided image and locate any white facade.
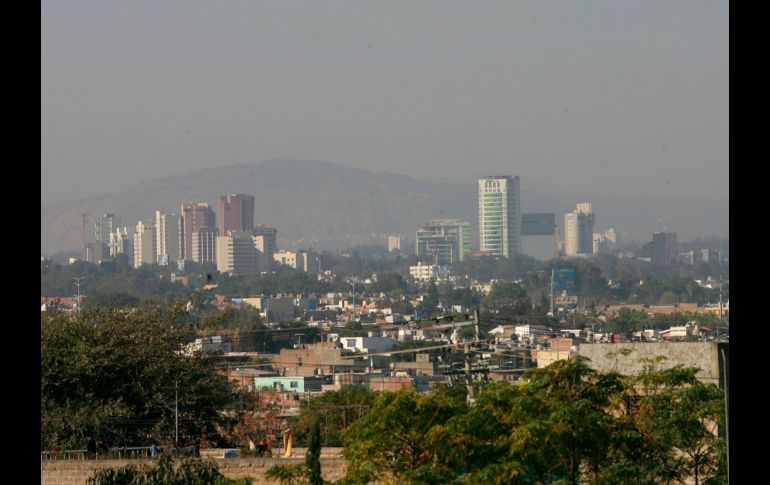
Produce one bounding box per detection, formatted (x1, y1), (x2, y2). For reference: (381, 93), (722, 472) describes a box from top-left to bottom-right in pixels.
(155, 211), (182, 265)
(410, 262), (439, 281)
(514, 324), (550, 339)
(593, 228), (617, 254)
(388, 235), (407, 252)
(216, 231), (261, 274)
(274, 249), (301, 270)
(133, 220), (156, 268)
(565, 203), (595, 256)
(192, 227), (218, 263)
(109, 227), (134, 266)
(478, 176), (521, 257)
(340, 336), (398, 353)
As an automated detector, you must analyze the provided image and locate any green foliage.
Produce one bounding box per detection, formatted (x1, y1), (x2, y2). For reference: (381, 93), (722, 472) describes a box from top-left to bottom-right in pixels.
(340, 358), (726, 485)
(418, 282), (440, 311)
(265, 464), (308, 485)
(306, 420), (323, 485)
(296, 385), (377, 447)
(82, 291), (141, 310)
(342, 387), (467, 482)
(87, 454), (253, 485)
(41, 260), (193, 302)
(41, 304), (233, 450)
(370, 272), (407, 294)
(482, 281), (528, 309)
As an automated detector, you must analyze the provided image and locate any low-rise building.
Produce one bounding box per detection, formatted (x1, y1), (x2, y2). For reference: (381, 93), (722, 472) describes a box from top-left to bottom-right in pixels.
(268, 343), (366, 377)
(185, 335), (232, 355)
(253, 376), (329, 393)
(339, 336), (398, 354)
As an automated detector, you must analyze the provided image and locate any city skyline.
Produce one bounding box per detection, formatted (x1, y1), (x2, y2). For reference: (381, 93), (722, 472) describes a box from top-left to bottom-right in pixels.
(42, 160), (727, 259)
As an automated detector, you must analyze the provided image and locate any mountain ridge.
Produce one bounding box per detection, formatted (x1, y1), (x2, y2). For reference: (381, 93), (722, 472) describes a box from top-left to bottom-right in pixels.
(41, 160), (728, 255)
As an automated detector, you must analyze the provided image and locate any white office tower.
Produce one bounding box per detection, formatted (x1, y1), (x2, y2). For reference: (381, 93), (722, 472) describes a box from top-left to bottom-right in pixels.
(133, 220), (157, 268)
(478, 176), (521, 257)
(564, 203), (595, 256)
(155, 211), (182, 265)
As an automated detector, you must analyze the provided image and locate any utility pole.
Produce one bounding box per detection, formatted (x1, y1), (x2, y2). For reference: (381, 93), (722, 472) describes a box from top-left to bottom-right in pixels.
(81, 213), (90, 260)
(174, 381), (179, 451)
(73, 277), (86, 313)
(464, 310), (481, 405)
(464, 341), (474, 404)
(550, 268), (555, 319)
(719, 274), (722, 322)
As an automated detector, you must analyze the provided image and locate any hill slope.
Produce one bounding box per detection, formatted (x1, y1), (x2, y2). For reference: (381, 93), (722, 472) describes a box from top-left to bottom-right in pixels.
(41, 160), (728, 255)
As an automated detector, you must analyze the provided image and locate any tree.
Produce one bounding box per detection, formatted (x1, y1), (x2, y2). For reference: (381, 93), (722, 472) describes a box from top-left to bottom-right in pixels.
(296, 385), (377, 447)
(418, 282), (440, 311)
(341, 387), (467, 483)
(336, 359), (724, 485)
(609, 360), (727, 485)
(502, 357), (625, 484)
(42, 304), (233, 450)
(306, 420), (323, 485)
(482, 281), (528, 309)
(265, 464), (307, 485)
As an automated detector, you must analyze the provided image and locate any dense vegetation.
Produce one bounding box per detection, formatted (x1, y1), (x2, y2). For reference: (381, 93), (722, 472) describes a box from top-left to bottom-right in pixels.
(41, 304), (234, 451)
(87, 454), (252, 485)
(43, 247), (727, 311)
(339, 357), (726, 485)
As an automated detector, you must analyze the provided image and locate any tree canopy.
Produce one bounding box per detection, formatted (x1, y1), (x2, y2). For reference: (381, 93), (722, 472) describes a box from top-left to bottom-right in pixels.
(41, 304), (233, 451)
(339, 357), (726, 485)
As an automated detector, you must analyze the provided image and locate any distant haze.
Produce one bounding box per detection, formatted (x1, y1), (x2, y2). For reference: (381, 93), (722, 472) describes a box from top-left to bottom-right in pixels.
(40, 160), (727, 256)
(42, 1), (728, 206)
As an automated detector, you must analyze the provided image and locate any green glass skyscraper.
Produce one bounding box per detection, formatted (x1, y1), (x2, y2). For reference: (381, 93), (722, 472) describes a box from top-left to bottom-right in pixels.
(478, 176), (520, 257)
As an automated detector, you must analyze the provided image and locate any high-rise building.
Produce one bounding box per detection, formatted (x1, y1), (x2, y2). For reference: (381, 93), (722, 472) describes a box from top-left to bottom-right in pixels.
(192, 227), (218, 264)
(133, 220), (157, 268)
(252, 225), (277, 272)
(388, 235), (407, 252)
(109, 227), (134, 266)
(216, 231), (261, 274)
(91, 216), (108, 264)
(521, 213), (557, 260)
(478, 176), (521, 257)
(652, 232), (678, 265)
(416, 219), (470, 265)
(592, 228), (617, 254)
(219, 194), (255, 236)
(298, 250), (319, 274)
(181, 202), (216, 261)
(155, 211), (182, 265)
(564, 203), (595, 256)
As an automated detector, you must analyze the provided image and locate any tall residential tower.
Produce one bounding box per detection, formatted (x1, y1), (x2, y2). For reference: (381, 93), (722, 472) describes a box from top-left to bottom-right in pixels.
(478, 176), (520, 257)
(218, 194), (255, 236)
(564, 203), (595, 256)
(181, 202), (216, 261)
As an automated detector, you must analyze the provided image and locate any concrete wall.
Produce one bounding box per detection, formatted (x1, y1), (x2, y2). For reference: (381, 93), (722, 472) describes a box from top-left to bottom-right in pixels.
(578, 341), (725, 386)
(42, 456), (348, 485)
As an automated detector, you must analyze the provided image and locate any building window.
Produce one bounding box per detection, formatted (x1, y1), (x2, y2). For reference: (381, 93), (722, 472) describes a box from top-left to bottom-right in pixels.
(346, 339), (357, 348)
(290, 381), (298, 388)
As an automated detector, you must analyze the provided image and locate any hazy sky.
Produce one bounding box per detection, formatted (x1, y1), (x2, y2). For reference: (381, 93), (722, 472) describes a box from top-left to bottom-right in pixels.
(42, 1), (728, 206)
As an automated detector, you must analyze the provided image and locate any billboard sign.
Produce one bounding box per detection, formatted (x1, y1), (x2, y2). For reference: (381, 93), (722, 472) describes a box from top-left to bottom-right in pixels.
(553, 268), (576, 290)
